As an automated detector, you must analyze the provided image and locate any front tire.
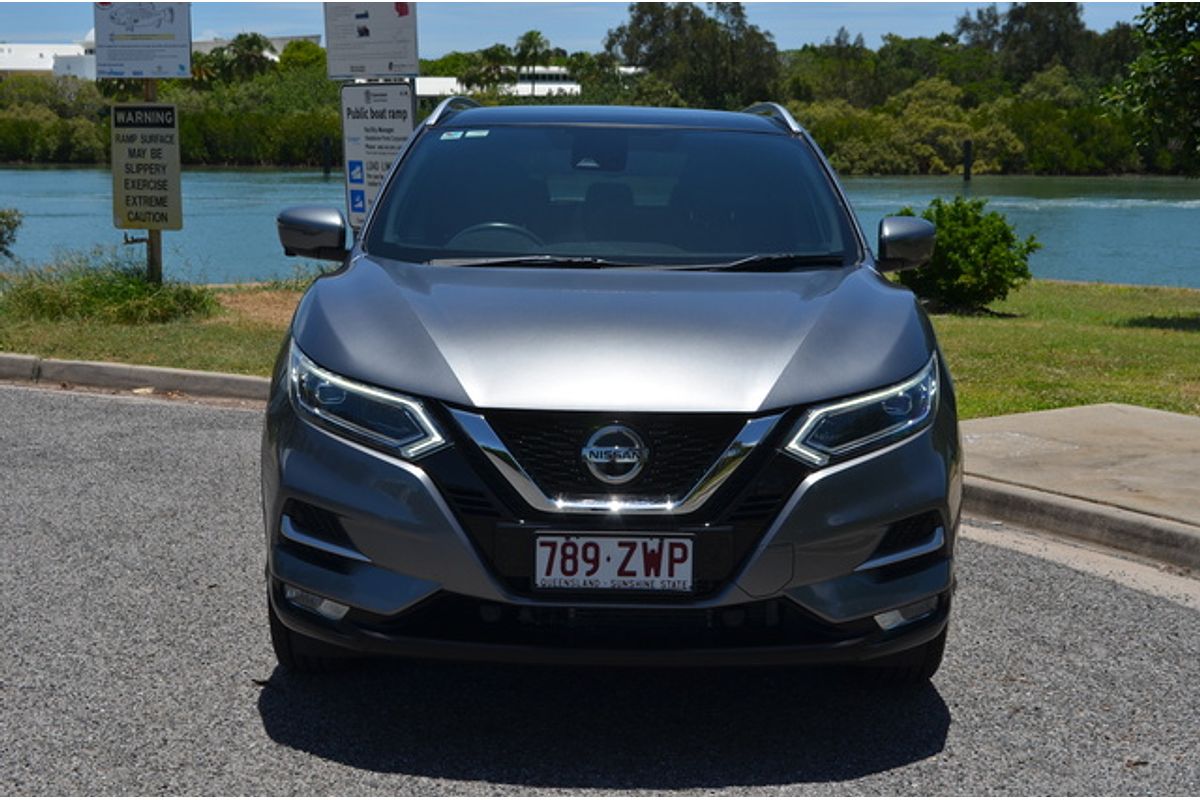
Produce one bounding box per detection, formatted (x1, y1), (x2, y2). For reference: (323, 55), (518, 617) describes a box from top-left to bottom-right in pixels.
(868, 626), (947, 685)
(268, 594), (356, 673)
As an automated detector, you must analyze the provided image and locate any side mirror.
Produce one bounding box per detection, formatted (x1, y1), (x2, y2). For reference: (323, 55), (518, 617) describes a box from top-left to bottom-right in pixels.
(877, 216), (935, 272)
(277, 206), (349, 262)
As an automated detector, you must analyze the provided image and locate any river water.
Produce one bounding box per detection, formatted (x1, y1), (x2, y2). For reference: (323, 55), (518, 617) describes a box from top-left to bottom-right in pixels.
(1, 167), (1197, 287)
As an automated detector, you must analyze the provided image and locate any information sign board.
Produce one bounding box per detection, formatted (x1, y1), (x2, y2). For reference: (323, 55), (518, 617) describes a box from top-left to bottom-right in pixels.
(341, 83), (414, 228)
(94, 2), (192, 79)
(325, 3), (419, 80)
(111, 103), (183, 230)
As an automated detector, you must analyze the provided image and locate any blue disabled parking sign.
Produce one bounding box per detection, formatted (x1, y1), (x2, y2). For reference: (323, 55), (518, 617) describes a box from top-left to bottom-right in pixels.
(350, 190), (366, 214)
(348, 160), (364, 184)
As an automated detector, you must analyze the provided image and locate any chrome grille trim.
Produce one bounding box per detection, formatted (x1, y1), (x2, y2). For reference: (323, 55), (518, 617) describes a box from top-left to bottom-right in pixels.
(449, 409), (782, 515)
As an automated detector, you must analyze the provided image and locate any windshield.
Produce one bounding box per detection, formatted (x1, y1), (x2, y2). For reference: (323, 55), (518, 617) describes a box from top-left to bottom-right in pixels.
(364, 124), (859, 268)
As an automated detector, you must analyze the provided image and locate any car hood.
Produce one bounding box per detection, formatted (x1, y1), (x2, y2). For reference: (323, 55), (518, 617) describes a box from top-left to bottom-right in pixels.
(291, 256), (936, 413)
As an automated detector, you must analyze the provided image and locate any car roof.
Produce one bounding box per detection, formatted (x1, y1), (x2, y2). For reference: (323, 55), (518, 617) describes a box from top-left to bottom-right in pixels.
(441, 104), (789, 134)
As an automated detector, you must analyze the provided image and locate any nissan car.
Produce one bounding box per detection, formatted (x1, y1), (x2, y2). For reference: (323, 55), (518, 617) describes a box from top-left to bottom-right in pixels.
(262, 100), (961, 683)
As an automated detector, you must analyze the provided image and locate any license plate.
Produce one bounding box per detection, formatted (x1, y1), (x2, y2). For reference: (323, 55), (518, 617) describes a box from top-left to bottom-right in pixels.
(535, 535), (693, 591)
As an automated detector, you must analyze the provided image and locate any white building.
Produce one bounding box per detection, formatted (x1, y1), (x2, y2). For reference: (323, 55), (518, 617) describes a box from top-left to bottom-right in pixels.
(415, 66), (642, 98)
(0, 41), (86, 78)
(416, 66), (580, 98)
(52, 28), (96, 80)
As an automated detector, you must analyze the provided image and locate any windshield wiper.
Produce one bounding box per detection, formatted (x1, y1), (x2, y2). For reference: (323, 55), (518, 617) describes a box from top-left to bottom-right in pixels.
(428, 254), (638, 268)
(427, 252), (848, 271)
(680, 253), (849, 272)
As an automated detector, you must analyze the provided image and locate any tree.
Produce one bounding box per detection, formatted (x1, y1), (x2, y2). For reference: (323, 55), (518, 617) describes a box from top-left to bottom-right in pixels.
(213, 33), (277, 82)
(1018, 64), (1085, 107)
(567, 51), (624, 103)
(460, 43), (514, 91)
(605, 2), (779, 108)
(515, 30), (551, 93)
(1110, 3), (1200, 175)
(1073, 22), (1142, 89)
(278, 40), (325, 72)
(997, 3), (1088, 85)
(421, 51), (479, 77)
(0, 208), (21, 260)
(955, 4), (1002, 51)
(189, 50), (221, 88)
(884, 78), (973, 173)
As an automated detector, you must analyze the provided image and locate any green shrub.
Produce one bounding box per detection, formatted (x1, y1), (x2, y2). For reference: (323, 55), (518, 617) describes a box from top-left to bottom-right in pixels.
(896, 196), (1040, 311)
(0, 208), (21, 259)
(0, 249), (217, 324)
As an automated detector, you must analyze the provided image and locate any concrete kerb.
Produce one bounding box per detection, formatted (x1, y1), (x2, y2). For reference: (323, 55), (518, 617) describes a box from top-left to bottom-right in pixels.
(963, 475), (1200, 573)
(2, 353), (269, 401)
(0, 352), (39, 381)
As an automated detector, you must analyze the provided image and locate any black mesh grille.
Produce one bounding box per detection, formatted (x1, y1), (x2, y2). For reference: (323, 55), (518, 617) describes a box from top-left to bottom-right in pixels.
(483, 410), (747, 497)
(351, 592), (877, 649)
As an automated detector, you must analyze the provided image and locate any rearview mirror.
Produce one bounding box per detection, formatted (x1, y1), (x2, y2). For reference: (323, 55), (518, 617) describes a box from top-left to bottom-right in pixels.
(877, 217), (935, 272)
(277, 206), (349, 262)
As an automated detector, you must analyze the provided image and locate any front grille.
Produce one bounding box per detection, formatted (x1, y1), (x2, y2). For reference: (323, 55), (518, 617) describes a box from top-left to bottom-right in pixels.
(727, 492), (786, 522)
(442, 486), (501, 518)
(424, 409), (808, 602)
(483, 410), (747, 497)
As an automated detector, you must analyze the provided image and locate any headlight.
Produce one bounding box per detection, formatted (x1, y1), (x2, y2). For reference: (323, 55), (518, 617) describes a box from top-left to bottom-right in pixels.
(784, 354), (939, 467)
(288, 342), (447, 459)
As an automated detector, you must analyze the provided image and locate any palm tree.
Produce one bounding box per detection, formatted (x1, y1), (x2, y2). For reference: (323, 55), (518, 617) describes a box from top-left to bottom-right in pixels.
(461, 43), (514, 91)
(515, 30), (551, 94)
(221, 32), (277, 81)
(190, 50), (218, 87)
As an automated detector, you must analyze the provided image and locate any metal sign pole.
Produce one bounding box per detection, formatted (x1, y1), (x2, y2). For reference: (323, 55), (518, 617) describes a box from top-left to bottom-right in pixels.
(143, 78), (163, 285)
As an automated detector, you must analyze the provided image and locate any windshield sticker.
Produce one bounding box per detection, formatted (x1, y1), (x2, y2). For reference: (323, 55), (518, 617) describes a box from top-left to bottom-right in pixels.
(440, 131), (464, 140)
(464, 129), (490, 138)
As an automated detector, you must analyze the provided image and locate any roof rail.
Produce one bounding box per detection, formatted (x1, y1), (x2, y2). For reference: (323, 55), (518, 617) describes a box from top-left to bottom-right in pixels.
(424, 96), (481, 128)
(741, 102), (804, 135)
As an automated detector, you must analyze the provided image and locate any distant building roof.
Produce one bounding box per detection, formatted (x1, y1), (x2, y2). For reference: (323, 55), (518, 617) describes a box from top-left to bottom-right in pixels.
(415, 66), (641, 98)
(415, 73), (583, 98)
(0, 43), (84, 74)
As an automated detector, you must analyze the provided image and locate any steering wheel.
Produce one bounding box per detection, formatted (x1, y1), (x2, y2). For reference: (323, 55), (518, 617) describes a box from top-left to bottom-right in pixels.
(447, 221), (544, 248)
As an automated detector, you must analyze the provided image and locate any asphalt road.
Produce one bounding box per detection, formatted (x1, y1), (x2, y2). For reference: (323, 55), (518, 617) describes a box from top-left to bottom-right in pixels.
(2, 383), (1198, 795)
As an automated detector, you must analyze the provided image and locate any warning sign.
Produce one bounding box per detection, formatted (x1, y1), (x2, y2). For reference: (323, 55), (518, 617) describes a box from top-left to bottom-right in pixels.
(341, 83), (414, 228)
(110, 103), (182, 230)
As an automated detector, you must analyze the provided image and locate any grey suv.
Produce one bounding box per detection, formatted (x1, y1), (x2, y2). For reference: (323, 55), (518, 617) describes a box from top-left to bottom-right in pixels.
(264, 100), (960, 682)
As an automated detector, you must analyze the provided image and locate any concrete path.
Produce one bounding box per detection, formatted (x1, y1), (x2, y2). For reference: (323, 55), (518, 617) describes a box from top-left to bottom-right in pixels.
(962, 404), (1200, 571)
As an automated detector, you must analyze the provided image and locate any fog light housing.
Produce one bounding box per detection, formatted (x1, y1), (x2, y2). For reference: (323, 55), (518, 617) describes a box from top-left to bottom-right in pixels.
(874, 596), (938, 631)
(284, 584), (350, 621)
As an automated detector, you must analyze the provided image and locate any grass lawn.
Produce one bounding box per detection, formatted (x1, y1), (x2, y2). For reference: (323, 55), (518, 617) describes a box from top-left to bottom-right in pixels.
(934, 281), (1200, 418)
(1, 279), (1197, 420)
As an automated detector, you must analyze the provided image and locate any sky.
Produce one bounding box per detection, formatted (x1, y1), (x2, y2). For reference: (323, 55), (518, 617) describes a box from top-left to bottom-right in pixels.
(0, 1), (1146, 57)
